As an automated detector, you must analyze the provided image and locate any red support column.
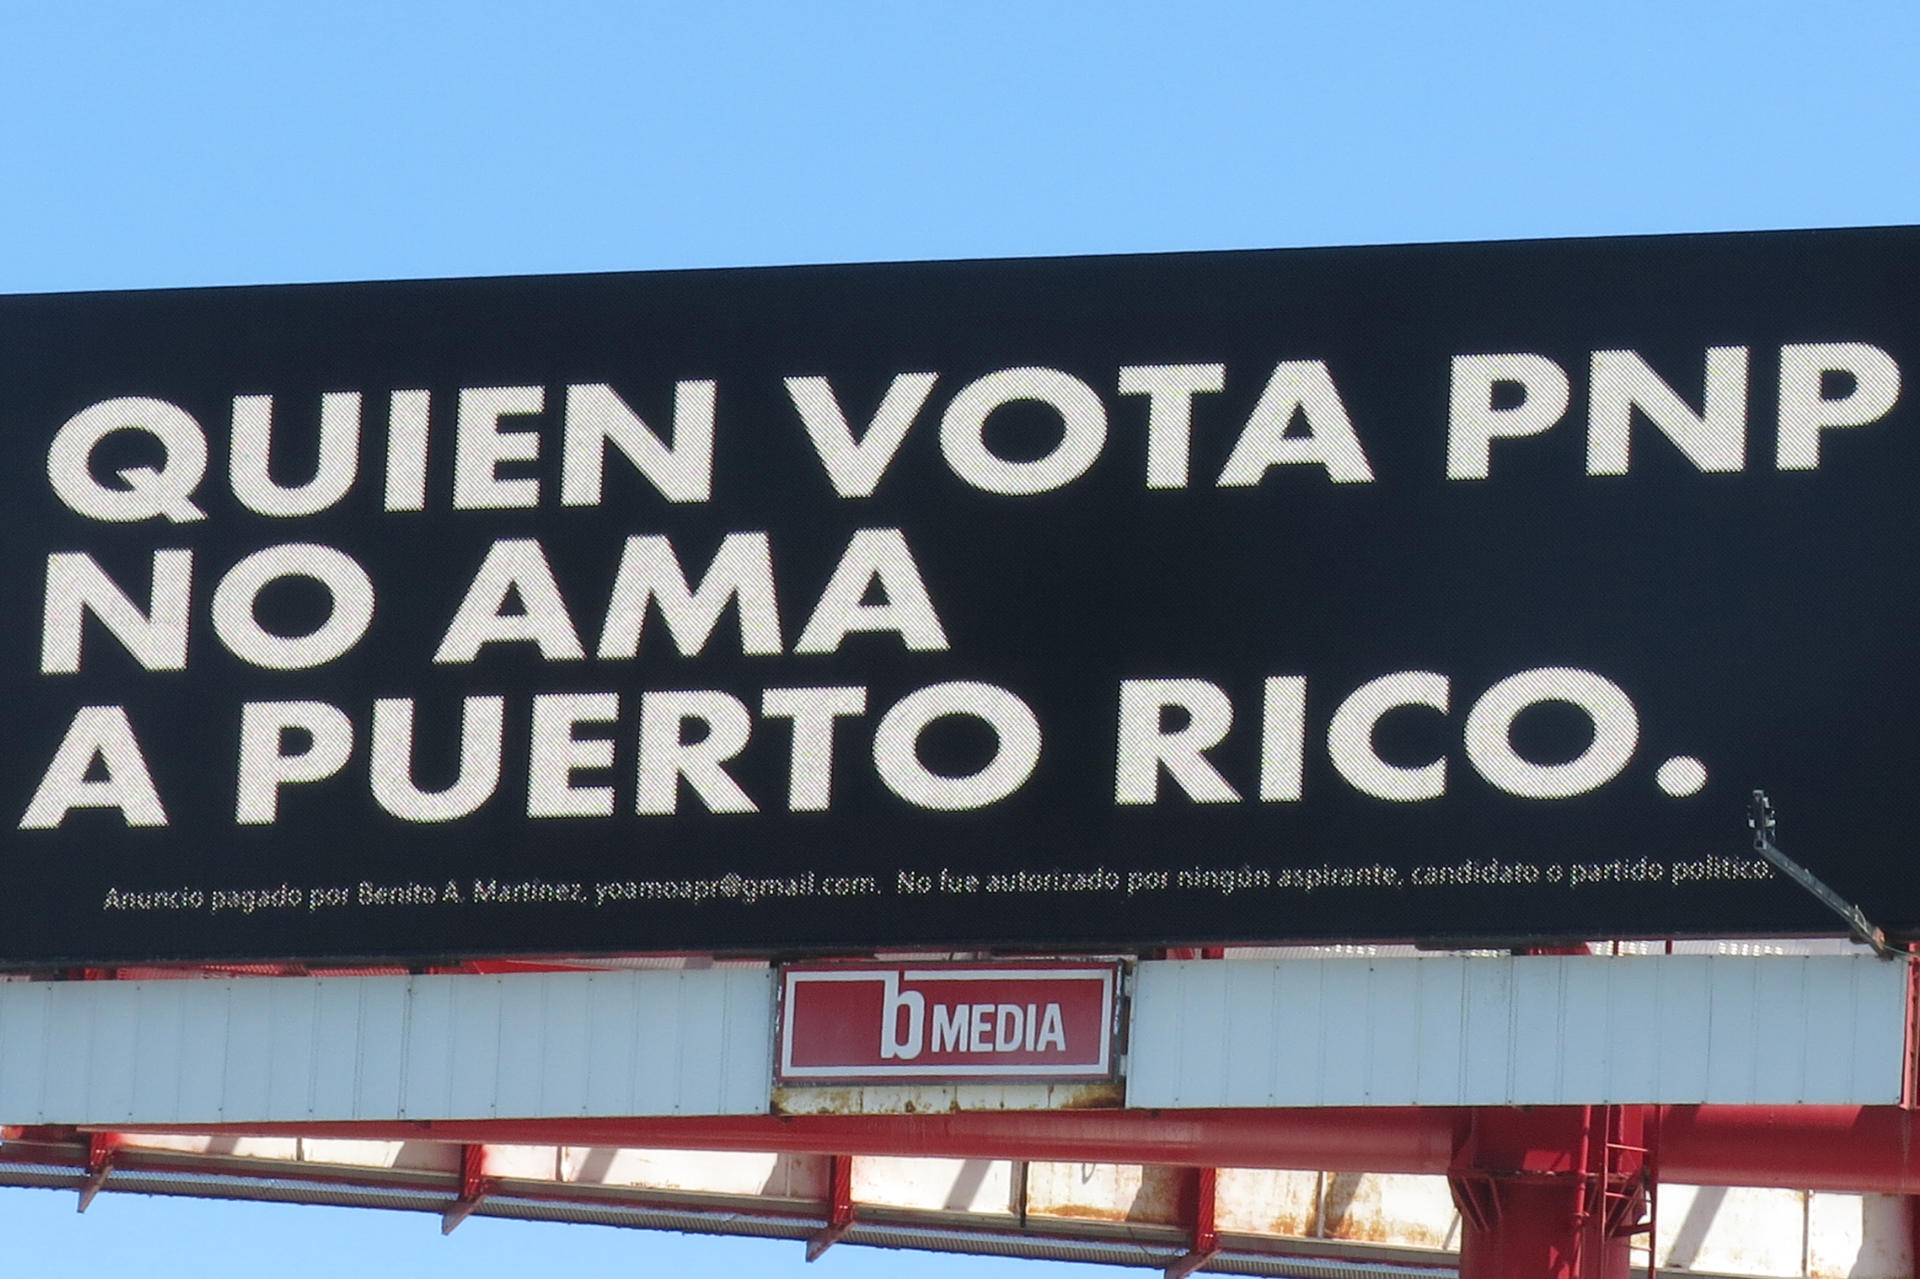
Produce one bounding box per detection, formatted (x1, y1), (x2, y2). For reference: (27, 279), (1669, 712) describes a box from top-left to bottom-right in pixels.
(1449, 1106), (1657, 1279)
(1450, 1107), (1625, 1279)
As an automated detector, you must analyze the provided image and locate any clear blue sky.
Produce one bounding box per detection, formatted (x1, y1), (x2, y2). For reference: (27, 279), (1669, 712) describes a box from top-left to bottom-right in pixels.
(2, 2), (1916, 1274)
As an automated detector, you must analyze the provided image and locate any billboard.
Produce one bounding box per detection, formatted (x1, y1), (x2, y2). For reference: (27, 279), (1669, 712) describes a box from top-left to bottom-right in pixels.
(0, 226), (1914, 964)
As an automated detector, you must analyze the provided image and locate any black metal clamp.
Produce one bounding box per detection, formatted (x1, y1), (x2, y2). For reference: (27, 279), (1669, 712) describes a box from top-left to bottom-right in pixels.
(1747, 789), (1898, 959)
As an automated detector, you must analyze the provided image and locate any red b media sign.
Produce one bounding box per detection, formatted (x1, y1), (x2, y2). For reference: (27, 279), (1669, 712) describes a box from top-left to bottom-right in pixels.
(776, 962), (1123, 1082)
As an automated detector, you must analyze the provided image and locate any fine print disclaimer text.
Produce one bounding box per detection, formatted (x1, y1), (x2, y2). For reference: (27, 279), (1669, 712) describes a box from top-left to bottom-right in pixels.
(96, 852), (1775, 922)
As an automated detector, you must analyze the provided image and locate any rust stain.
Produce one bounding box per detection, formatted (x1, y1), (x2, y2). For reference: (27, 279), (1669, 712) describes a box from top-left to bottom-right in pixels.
(1261, 1208), (1315, 1237)
(1325, 1217), (1453, 1249)
(1027, 1163), (1182, 1225)
(1051, 1082), (1126, 1109)
(1030, 1201), (1142, 1223)
(770, 1080), (1124, 1116)
(769, 1086), (863, 1117)
(1313, 1171), (1457, 1250)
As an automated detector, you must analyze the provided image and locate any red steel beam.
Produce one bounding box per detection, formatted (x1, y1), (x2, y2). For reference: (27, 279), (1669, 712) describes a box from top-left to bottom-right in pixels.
(1655, 1106), (1920, 1191)
(106, 1109), (1457, 1174)
(97, 1105), (1920, 1195)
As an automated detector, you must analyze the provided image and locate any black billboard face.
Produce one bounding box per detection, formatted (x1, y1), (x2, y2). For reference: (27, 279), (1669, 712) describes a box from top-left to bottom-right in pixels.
(1, 228), (1914, 964)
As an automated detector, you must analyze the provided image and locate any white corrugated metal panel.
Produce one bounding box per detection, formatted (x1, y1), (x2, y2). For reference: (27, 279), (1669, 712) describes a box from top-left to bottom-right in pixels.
(0, 968), (774, 1125)
(1126, 955), (1910, 1108)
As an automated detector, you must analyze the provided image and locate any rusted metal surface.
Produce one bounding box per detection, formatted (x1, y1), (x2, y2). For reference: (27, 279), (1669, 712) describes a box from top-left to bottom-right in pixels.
(850, 1156), (1016, 1214)
(771, 1079), (1126, 1116)
(1318, 1173), (1461, 1251)
(1215, 1168), (1321, 1238)
(1809, 1193), (1910, 1279)
(1024, 1161), (1185, 1225)
(556, 1146), (828, 1199)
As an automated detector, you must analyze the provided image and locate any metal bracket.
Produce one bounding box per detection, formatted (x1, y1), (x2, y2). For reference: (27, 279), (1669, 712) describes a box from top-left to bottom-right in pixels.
(1749, 790), (1899, 959)
(76, 1132), (116, 1213)
(1165, 1166), (1220, 1279)
(441, 1144), (494, 1234)
(806, 1155), (856, 1261)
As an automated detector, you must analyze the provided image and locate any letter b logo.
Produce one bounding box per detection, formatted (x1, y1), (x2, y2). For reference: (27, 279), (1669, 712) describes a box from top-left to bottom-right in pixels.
(879, 973), (925, 1060)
